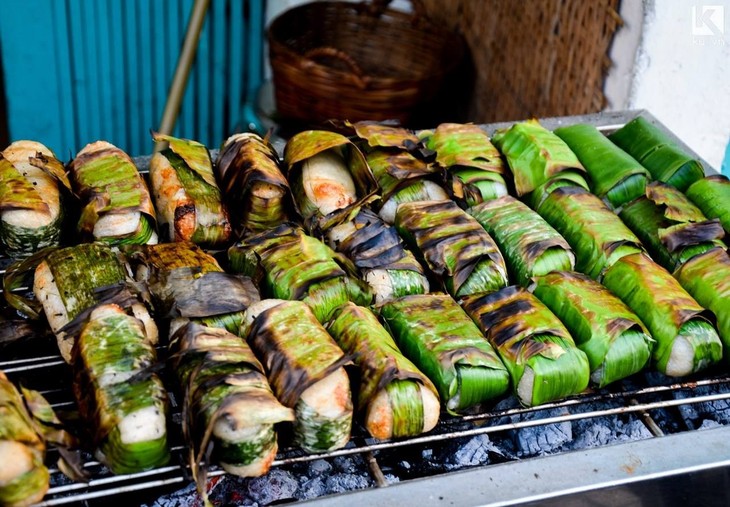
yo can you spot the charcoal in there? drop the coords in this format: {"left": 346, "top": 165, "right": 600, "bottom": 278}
{"left": 142, "top": 483, "right": 198, "bottom": 507}
{"left": 399, "top": 460, "right": 411, "bottom": 470}
{"left": 324, "top": 472, "right": 372, "bottom": 494}
{"left": 308, "top": 459, "right": 333, "bottom": 476}
{"left": 568, "top": 416, "right": 652, "bottom": 450}
{"left": 675, "top": 385, "right": 730, "bottom": 429}
{"left": 446, "top": 434, "right": 493, "bottom": 470}
{"left": 384, "top": 473, "right": 400, "bottom": 485}
{"left": 699, "top": 419, "right": 723, "bottom": 430}
{"left": 332, "top": 455, "right": 367, "bottom": 474}
{"left": 298, "top": 477, "right": 327, "bottom": 500}
{"left": 512, "top": 408, "right": 572, "bottom": 456}
{"left": 246, "top": 469, "right": 299, "bottom": 505}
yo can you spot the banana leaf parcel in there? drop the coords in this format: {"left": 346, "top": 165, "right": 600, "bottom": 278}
{"left": 243, "top": 300, "right": 353, "bottom": 453}
{"left": 554, "top": 123, "right": 651, "bottom": 208}
{"left": 395, "top": 200, "right": 508, "bottom": 297}
{"left": 462, "top": 286, "right": 590, "bottom": 407}
{"left": 609, "top": 115, "right": 705, "bottom": 191}
{"left": 535, "top": 186, "right": 644, "bottom": 280}
{"left": 423, "top": 123, "right": 508, "bottom": 207}
{"left": 328, "top": 302, "right": 439, "bottom": 439}
{"left": 71, "top": 141, "right": 158, "bottom": 245}
{"left": 0, "top": 141, "right": 68, "bottom": 258}
{"left": 603, "top": 252, "right": 722, "bottom": 376}
{"left": 216, "top": 133, "right": 295, "bottom": 236}
{"left": 468, "top": 195, "right": 574, "bottom": 287}
{"left": 149, "top": 132, "right": 232, "bottom": 247}
{"left": 619, "top": 181, "right": 725, "bottom": 272}
{"left": 686, "top": 175, "right": 730, "bottom": 237}
{"left": 325, "top": 208, "right": 428, "bottom": 304}
{"left": 379, "top": 293, "right": 509, "bottom": 414}
{"left": 533, "top": 271, "right": 654, "bottom": 387}
{"left": 72, "top": 304, "right": 169, "bottom": 474}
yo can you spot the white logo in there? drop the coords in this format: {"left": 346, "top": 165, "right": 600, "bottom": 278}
{"left": 692, "top": 5, "right": 725, "bottom": 36}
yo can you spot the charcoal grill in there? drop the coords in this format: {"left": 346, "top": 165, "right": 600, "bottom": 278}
{"left": 4, "top": 110, "right": 730, "bottom": 507}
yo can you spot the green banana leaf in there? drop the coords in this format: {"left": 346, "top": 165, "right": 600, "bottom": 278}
{"left": 491, "top": 119, "right": 588, "bottom": 198}
{"left": 602, "top": 252, "right": 722, "bottom": 376}
{"left": 468, "top": 196, "right": 575, "bottom": 287}
{"left": 395, "top": 200, "right": 508, "bottom": 297}
{"left": 229, "top": 224, "right": 371, "bottom": 322}
{"left": 328, "top": 302, "right": 439, "bottom": 438}
{"left": 378, "top": 293, "right": 509, "bottom": 414}
{"left": 461, "top": 286, "right": 590, "bottom": 407}
{"left": 149, "top": 132, "right": 231, "bottom": 247}
{"left": 619, "top": 181, "right": 724, "bottom": 272}
{"left": 608, "top": 116, "right": 705, "bottom": 191}
{"left": 554, "top": 123, "right": 650, "bottom": 208}
{"left": 326, "top": 208, "right": 428, "bottom": 303}
{"left": 536, "top": 186, "right": 643, "bottom": 280}
{"left": 424, "top": 123, "right": 508, "bottom": 207}
{"left": 686, "top": 175, "right": 730, "bottom": 236}
{"left": 675, "top": 247, "right": 730, "bottom": 359}
{"left": 71, "top": 141, "right": 157, "bottom": 245}
{"left": 216, "top": 133, "right": 295, "bottom": 236}
{"left": 533, "top": 271, "right": 654, "bottom": 387}
{"left": 244, "top": 300, "right": 352, "bottom": 452}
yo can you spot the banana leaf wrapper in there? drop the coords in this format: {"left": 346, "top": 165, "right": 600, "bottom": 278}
{"left": 686, "top": 175, "right": 730, "bottom": 237}
{"left": 462, "top": 286, "right": 590, "bottom": 406}
{"left": 468, "top": 196, "right": 575, "bottom": 287}
{"left": 169, "top": 322, "right": 294, "bottom": 481}
{"left": 395, "top": 200, "right": 508, "bottom": 297}
{"left": 149, "top": 132, "right": 232, "bottom": 247}
{"left": 675, "top": 247, "right": 730, "bottom": 359}
{"left": 379, "top": 294, "right": 509, "bottom": 414}
{"left": 536, "top": 186, "right": 644, "bottom": 280}
{"left": 327, "top": 208, "right": 428, "bottom": 303}
{"left": 533, "top": 271, "right": 654, "bottom": 387}
{"left": 603, "top": 252, "right": 722, "bottom": 376}
{"left": 229, "top": 224, "right": 371, "bottom": 323}
{"left": 0, "top": 142, "right": 67, "bottom": 258}
{"left": 245, "top": 300, "right": 352, "bottom": 453}
{"left": 491, "top": 119, "right": 588, "bottom": 197}
{"left": 619, "top": 181, "right": 725, "bottom": 272}
{"left": 424, "top": 123, "right": 508, "bottom": 207}
{"left": 216, "top": 133, "right": 295, "bottom": 236}
{"left": 71, "top": 141, "right": 157, "bottom": 245}
{"left": 127, "top": 242, "right": 259, "bottom": 334}
{"left": 72, "top": 305, "right": 169, "bottom": 474}
{"left": 609, "top": 116, "right": 705, "bottom": 191}
{"left": 553, "top": 123, "right": 650, "bottom": 209}
{"left": 328, "top": 302, "right": 439, "bottom": 438}
{"left": 0, "top": 371, "right": 49, "bottom": 507}
{"left": 284, "top": 130, "right": 378, "bottom": 235}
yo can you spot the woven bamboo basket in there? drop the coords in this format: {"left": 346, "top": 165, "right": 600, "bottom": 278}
{"left": 268, "top": 0, "right": 465, "bottom": 126}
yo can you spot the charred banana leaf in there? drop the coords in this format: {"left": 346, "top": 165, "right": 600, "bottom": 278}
{"left": 461, "top": 286, "right": 590, "bottom": 406}
{"left": 491, "top": 119, "right": 589, "bottom": 199}
{"left": 602, "top": 252, "right": 722, "bottom": 376}
{"left": 169, "top": 321, "right": 294, "bottom": 482}
{"left": 325, "top": 208, "right": 428, "bottom": 304}
{"left": 675, "top": 247, "right": 730, "bottom": 357}
{"left": 554, "top": 123, "right": 650, "bottom": 208}
{"left": 533, "top": 271, "right": 654, "bottom": 387}
{"left": 149, "top": 132, "right": 232, "bottom": 247}
{"left": 71, "top": 141, "right": 158, "bottom": 245}
{"left": 379, "top": 294, "right": 509, "bottom": 414}
{"left": 0, "top": 371, "right": 49, "bottom": 507}
{"left": 686, "top": 175, "right": 730, "bottom": 236}
{"left": 216, "top": 133, "right": 295, "bottom": 236}
{"left": 424, "top": 123, "right": 508, "bottom": 207}
{"left": 535, "top": 187, "right": 643, "bottom": 280}
{"left": 395, "top": 200, "right": 508, "bottom": 298}
{"left": 609, "top": 116, "right": 705, "bottom": 191}
{"left": 468, "top": 196, "right": 574, "bottom": 287}
{"left": 327, "top": 302, "right": 439, "bottom": 439}
{"left": 243, "top": 300, "right": 353, "bottom": 453}
{"left": 73, "top": 304, "right": 169, "bottom": 474}
{"left": 284, "top": 130, "right": 378, "bottom": 234}
{"left": 128, "top": 242, "right": 259, "bottom": 335}
{"left": 619, "top": 181, "right": 724, "bottom": 272}
{"left": 0, "top": 142, "right": 67, "bottom": 257}
{"left": 228, "top": 224, "right": 371, "bottom": 323}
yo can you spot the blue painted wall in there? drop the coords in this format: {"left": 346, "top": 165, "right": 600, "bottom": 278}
{"left": 0, "top": 0, "right": 264, "bottom": 158}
